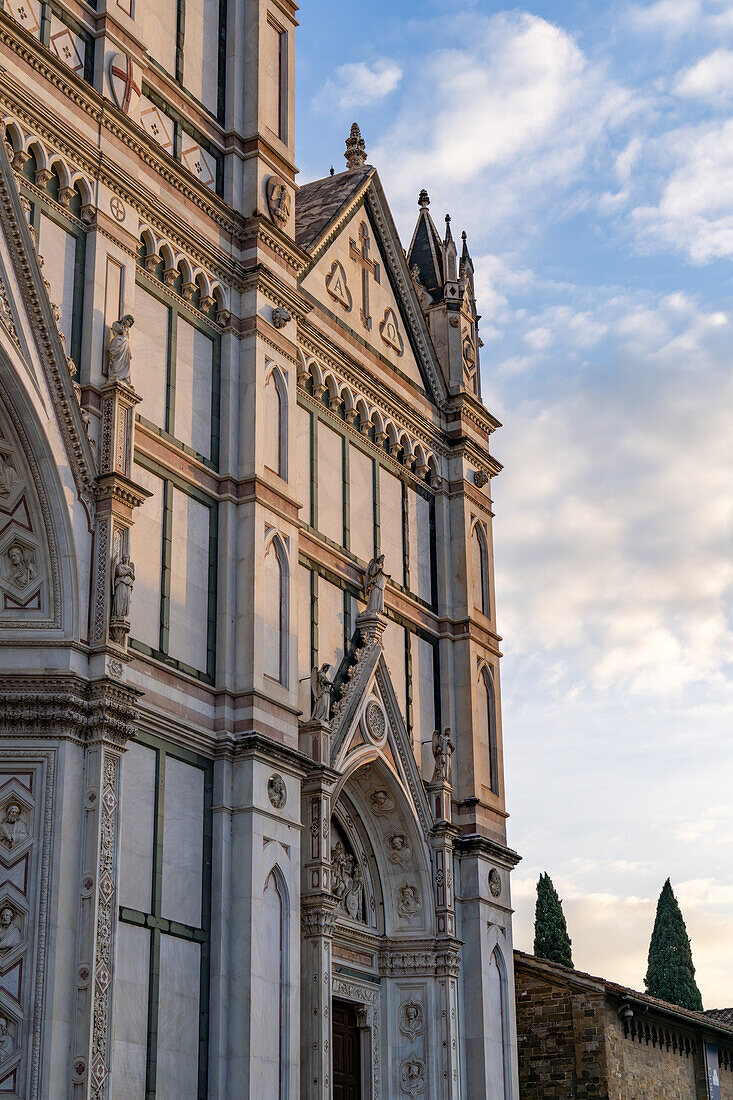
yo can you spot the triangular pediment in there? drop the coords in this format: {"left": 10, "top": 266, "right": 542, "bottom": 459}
{"left": 331, "top": 628, "right": 432, "bottom": 836}
{"left": 297, "top": 172, "right": 446, "bottom": 406}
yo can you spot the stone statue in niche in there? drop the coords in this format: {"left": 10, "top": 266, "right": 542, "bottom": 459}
{"left": 331, "top": 840, "right": 365, "bottom": 922}
{"left": 267, "top": 774, "right": 287, "bottom": 809}
{"left": 431, "top": 727, "right": 455, "bottom": 784}
{"left": 0, "top": 1018, "right": 13, "bottom": 1063}
{"left": 387, "top": 832, "right": 412, "bottom": 869}
{"left": 399, "top": 1056, "right": 426, "bottom": 1096}
{"left": 6, "top": 545, "right": 35, "bottom": 589}
{"left": 364, "top": 554, "right": 390, "bottom": 614}
{"left": 489, "top": 868, "right": 502, "bottom": 898}
{"left": 0, "top": 802, "right": 28, "bottom": 850}
{"left": 397, "top": 882, "right": 422, "bottom": 923}
{"left": 310, "top": 663, "right": 333, "bottom": 723}
{"left": 111, "top": 555, "right": 135, "bottom": 621}
{"left": 0, "top": 906, "right": 21, "bottom": 951}
{"left": 399, "top": 998, "right": 425, "bottom": 1040}
{"left": 369, "top": 788, "right": 394, "bottom": 817}
{"left": 0, "top": 452, "right": 18, "bottom": 498}
{"left": 107, "top": 314, "right": 134, "bottom": 382}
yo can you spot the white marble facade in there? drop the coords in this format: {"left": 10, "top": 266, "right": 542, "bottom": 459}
{"left": 0, "top": 0, "right": 520, "bottom": 1096}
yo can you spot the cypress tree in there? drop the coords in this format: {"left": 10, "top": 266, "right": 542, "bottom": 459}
{"left": 645, "top": 879, "right": 703, "bottom": 1011}
{"left": 534, "top": 872, "right": 573, "bottom": 967}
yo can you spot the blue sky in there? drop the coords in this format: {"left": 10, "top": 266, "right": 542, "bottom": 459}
{"left": 297, "top": 0, "right": 733, "bottom": 1007}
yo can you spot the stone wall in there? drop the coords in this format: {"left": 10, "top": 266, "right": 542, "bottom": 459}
{"left": 515, "top": 951, "right": 733, "bottom": 1100}
{"left": 606, "top": 1013, "right": 700, "bottom": 1100}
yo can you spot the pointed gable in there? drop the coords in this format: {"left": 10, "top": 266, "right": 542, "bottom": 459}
{"left": 407, "top": 190, "right": 444, "bottom": 301}
{"left": 296, "top": 170, "right": 446, "bottom": 405}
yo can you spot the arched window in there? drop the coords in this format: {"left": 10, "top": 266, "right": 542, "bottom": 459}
{"left": 265, "top": 365, "right": 288, "bottom": 479}
{"left": 478, "top": 667, "right": 499, "bottom": 794}
{"left": 471, "top": 523, "right": 489, "bottom": 616}
{"left": 488, "top": 948, "right": 511, "bottom": 1098}
{"left": 264, "top": 534, "right": 288, "bottom": 685}
{"left": 259, "top": 869, "right": 289, "bottom": 1098}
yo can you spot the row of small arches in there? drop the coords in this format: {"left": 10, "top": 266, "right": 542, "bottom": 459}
{"left": 3, "top": 117, "right": 94, "bottom": 211}
{"left": 298, "top": 352, "right": 440, "bottom": 484}
{"left": 137, "top": 229, "right": 227, "bottom": 318}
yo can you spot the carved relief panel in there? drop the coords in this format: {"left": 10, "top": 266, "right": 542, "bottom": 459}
{"left": 0, "top": 755, "right": 54, "bottom": 1099}
{"left": 0, "top": 397, "right": 57, "bottom": 626}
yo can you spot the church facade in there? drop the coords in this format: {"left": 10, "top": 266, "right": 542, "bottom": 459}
{"left": 0, "top": 1, "right": 520, "bottom": 1097}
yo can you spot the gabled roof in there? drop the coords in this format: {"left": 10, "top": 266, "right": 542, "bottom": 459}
{"left": 515, "top": 950, "right": 733, "bottom": 1039}
{"left": 296, "top": 165, "right": 374, "bottom": 254}
{"left": 707, "top": 1008, "right": 733, "bottom": 1026}
{"left": 295, "top": 167, "right": 448, "bottom": 407}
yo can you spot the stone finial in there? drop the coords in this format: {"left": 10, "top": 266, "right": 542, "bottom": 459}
{"left": 444, "top": 213, "right": 453, "bottom": 244}
{"left": 418, "top": 189, "right": 430, "bottom": 208}
{"left": 344, "top": 123, "right": 367, "bottom": 170}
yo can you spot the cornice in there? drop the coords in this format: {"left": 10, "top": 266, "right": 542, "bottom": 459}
{"left": 0, "top": 674, "right": 142, "bottom": 746}
{"left": 454, "top": 833, "right": 522, "bottom": 869}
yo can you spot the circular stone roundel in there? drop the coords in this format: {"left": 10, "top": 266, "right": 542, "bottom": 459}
{"left": 363, "top": 699, "right": 387, "bottom": 746}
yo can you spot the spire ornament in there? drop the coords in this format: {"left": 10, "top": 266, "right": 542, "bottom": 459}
{"left": 344, "top": 123, "right": 367, "bottom": 170}
{"left": 418, "top": 189, "right": 430, "bottom": 208}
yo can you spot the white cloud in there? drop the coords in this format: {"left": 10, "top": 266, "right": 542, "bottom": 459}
{"left": 629, "top": 0, "right": 702, "bottom": 34}
{"left": 632, "top": 119, "right": 733, "bottom": 262}
{"left": 675, "top": 47, "right": 733, "bottom": 101}
{"left": 313, "top": 60, "right": 402, "bottom": 112}
{"left": 370, "top": 12, "right": 633, "bottom": 228}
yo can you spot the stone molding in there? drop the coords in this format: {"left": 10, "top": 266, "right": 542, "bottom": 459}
{"left": 0, "top": 677, "right": 140, "bottom": 746}
{"left": 454, "top": 832, "right": 522, "bottom": 870}
{"left": 379, "top": 939, "right": 462, "bottom": 980}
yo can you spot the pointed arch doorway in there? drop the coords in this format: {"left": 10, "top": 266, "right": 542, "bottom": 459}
{"left": 332, "top": 999, "right": 362, "bottom": 1100}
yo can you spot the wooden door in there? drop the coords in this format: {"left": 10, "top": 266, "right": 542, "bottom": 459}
{"left": 332, "top": 999, "right": 361, "bottom": 1100}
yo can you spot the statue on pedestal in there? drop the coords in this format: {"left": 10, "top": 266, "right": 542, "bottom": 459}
{"left": 431, "top": 727, "right": 455, "bottom": 784}
{"left": 111, "top": 555, "right": 135, "bottom": 621}
{"left": 364, "top": 554, "right": 389, "bottom": 614}
{"left": 107, "top": 314, "right": 134, "bottom": 383}
{"left": 310, "top": 663, "right": 333, "bottom": 723}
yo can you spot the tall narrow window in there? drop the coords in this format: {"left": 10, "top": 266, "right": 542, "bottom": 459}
{"left": 479, "top": 667, "right": 499, "bottom": 795}
{"left": 488, "top": 949, "right": 511, "bottom": 1099}
{"left": 472, "top": 523, "right": 489, "bottom": 615}
{"left": 264, "top": 535, "right": 288, "bottom": 685}
{"left": 255, "top": 870, "right": 288, "bottom": 1098}
{"left": 265, "top": 367, "right": 287, "bottom": 479}
{"left": 265, "top": 19, "right": 287, "bottom": 141}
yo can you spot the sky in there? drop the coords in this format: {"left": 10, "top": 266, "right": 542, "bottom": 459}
{"left": 296, "top": 0, "right": 733, "bottom": 1008}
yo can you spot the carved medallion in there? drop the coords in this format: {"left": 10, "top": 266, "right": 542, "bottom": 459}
{"left": 369, "top": 788, "right": 394, "bottom": 817}
{"left": 379, "top": 307, "right": 404, "bottom": 356}
{"left": 387, "top": 832, "right": 412, "bottom": 868}
{"left": 399, "top": 998, "right": 424, "bottom": 1040}
{"left": 267, "top": 176, "right": 291, "bottom": 228}
{"left": 325, "top": 260, "right": 353, "bottom": 312}
{"left": 362, "top": 699, "right": 387, "bottom": 746}
{"left": 397, "top": 882, "right": 422, "bottom": 923}
{"left": 400, "top": 1055, "right": 426, "bottom": 1095}
{"left": 267, "top": 774, "right": 287, "bottom": 809}
{"left": 489, "top": 867, "right": 502, "bottom": 898}
{"left": 109, "top": 52, "right": 140, "bottom": 115}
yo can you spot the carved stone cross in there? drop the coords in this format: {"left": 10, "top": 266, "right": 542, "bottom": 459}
{"left": 349, "top": 221, "right": 380, "bottom": 331}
